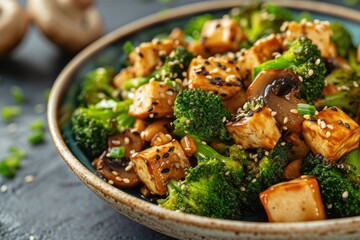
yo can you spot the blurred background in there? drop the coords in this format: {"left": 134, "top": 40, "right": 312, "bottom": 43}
{"left": 0, "top": 0, "right": 359, "bottom": 240}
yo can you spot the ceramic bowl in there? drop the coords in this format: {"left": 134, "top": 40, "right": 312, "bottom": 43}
{"left": 48, "top": 1, "right": 360, "bottom": 239}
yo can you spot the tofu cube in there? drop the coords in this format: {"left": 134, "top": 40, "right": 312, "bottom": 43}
{"left": 243, "top": 34, "right": 283, "bottom": 73}
{"left": 282, "top": 20, "right": 331, "bottom": 58}
{"left": 302, "top": 107, "right": 360, "bottom": 161}
{"left": 113, "top": 66, "right": 136, "bottom": 89}
{"left": 188, "top": 18, "right": 246, "bottom": 56}
{"left": 260, "top": 176, "right": 327, "bottom": 222}
{"left": 129, "top": 39, "right": 177, "bottom": 77}
{"left": 188, "top": 56, "right": 245, "bottom": 100}
{"left": 129, "top": 80, "right": 177, "bottom": 119}
{"left": 130, "top": 140, "right": 190, "bottom": 195}
{"left": 226, "top": 107, "right": 281, "bottom": 149}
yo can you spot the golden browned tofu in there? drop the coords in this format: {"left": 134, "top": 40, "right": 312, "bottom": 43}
{"left": 187, "top": 56, "right": 245, "bottom": 100}
{"left": 188, "top": 18, "right": 246, "bottom": 56}
{"left": 129, "top": 39, "right": 177, "bottom": 77}
{"left": 129, "top": 80, "right": 178, "bottom": 119}
{"left": 226, "top": 107, "right": 281, "bottom": 149}
{"left": 130, "top": 140, "right": 190, "bottom": 195}
{"left": 243, "top": 34, "right": 283, "bottom": 72}
{"left": 302, "top": 107, "right": 360, "bottom": 161}
{"left": 282, "top": 20, "right": 331, "bottom": 58}
{"left": 260, "top": 176, "right": 326, "bottom": 222}
{"left": 113, "top": 66, "right": 136, "bottom": 89}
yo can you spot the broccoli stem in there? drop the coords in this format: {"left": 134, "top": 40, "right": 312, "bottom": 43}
{"left": 192, "top": 136, "right": 230, "bottom": 163}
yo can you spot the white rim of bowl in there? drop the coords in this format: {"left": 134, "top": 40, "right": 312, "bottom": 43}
{"left": 48, "top": 0, "right": 360, "bottom": 235}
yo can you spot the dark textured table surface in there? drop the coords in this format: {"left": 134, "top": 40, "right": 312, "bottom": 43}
{"left": 0, "top": 1, "right": 359, "bottom": 240}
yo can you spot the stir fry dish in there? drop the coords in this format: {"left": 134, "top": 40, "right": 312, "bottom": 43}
{"left": 70, "top": 3, "right": 360, "bottom": 222}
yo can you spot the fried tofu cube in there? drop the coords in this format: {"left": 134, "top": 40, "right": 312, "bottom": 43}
{"left": 226, "top": 107, "right": 281, "bottom": 149}
{"left": 243, "top": 34, "right": 284, "bottom": 72}
{"left": 130, "top": 140, "right": 190, "bottom": 195}
{"left": 188, "top": 18, "right": 246, "bottom": 56}
{"left": 129, "top": 39, "right": 177, "bottom": 77}
{"left": 302, "top": 107, "right": 360, "bottom": 161}
{"left": 282, "top": 20, "right": 331, "bottom": 58}
{"left": 129, "top": 80, "right": 177, "bottom": 119}
{"left": 187, "top": 56, "right": 245, "bottom": 100}
{"left": 113, "top": 66, "right": 136, "bottom": 89}
{"left": 260, "top": 176, "right": 327, "bottom": 222}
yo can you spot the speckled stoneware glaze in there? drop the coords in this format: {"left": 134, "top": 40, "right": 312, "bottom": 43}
{"left": 48, "top": 1, "right": 360, "bottom": 239}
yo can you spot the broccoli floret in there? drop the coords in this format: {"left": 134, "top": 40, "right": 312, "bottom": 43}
{"left": 241, "top": 139, "right": 292, "bottom": 212}
{"left": 302, "top": 152, "right": 360, "bottom": 218}
{"left": 123, "top": 46, "right": 193, "bottom": 90}
{"left": 173, "top": 88, "right": 231, "bottom": 142}
{"left": 159, "top": 142, "right": 246, "bottom": 220}
{"left": 231, "top": 3, "right": 294, "bottom": 43}
{"left": 184, "top": 13, "right": 213, "bottom": 40}
{"left": 317, "top": 68, "right": 360, "bottom": 117}
{"left": 71, "top": 99, "right": 135, "bottom": 158}
{"left": 330, "top": 22, "right": 355, "bottom": 59}
{"left": 78, "top": 67, "right": 117, "bottom": 106}
{"left": 254, "top": 37, "right": 327, "bottom": 103}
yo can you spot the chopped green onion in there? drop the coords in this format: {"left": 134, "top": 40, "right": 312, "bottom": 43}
{"left": 123, "top": 77, "right": 148, "bottom": 90}
{"left": 297, "top": 103, "right": 316, "bottom": 116}
{"left": 27, "top": 130, "right": 44, "bottom": 145}
{"left": 0, "top": 146, "right": 26, "bottom": 178}
{"left": 11, "top": 86, "right": 25, "bottom": 103}
{"left": 123, "top": 41, "right": 134, "bottom": 55}
{"left": 108, "top": 146, "right": 125, "bottom": 158}
{"left": 1, "top": 106, "right": 21, "bottom": 122}
{"left": 29, "top": 119, "right": 45, "bottom": 131}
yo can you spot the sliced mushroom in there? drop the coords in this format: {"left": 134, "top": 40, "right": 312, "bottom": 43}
{"left": 247, "top": 69, "right": 306, "bottom": 133}
{"left": 94, "top": 129, "right": 144, "bottom": 188}
{"left": 28, "top": 0, "right": 103, "bottom": 51}
{"left": 0, "top": 0, "right": 28, "bottom": 56}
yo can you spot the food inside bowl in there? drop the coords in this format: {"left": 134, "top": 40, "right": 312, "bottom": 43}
{"left": 70, "top": 3, "right": 360, "bottom": 222}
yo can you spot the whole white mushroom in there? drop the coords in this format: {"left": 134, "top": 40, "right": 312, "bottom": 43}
{"left": 0, "top": 0, "right": 28, "bottom": 56}
{"left": 28, "top": 0, "right": 104, "bottom": 51}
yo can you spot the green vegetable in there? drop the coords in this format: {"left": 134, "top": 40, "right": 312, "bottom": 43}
{"left": 317, "top": 68, "right": 360, "bottom": 117}
{"left": 71, "top": 99, "right": 135, "bottom": 158}
{"left": 184, "top": 13, "right": 213, "bottom": 40}
{"left": 27, "top": 130, "right": 44, "bottom": 145}
{"left": 11, "top": 86, "right": 24, "bottom": 103}
{"left": 254, "top": 36, "right": 327, "bottom": 103}
{"left": 330, "top": 21, "right": 355, "bottom": 59}
{"left": 123, "top": 41, "right": 134, "bottom": 55}
{"left": 302, "top": 152, "right": 360, "bottom": 217}
{"left": 159, "top": 143, "right": 246, "bottom": 220}
{"left": 0, "top": 147, "right": 26, "bottom": 178}
{"left": 297, "top": 103, "right": 316, "bottom": 116}
{"left": 1, "top": 106, "right": 21, "bottom": 122}
{"left": 108, "top": 146, "right": 125, "bottom": 158}
{"left": 123, "top": 46, "right": 193, "bottom": 90}
{"left": 173, "top": 88, "right": 231, "bottom": 142}
{"left": 29, "top": 119, "right": 45, "bottom": 131}
{"left": 78, "top": 67, "right": 117, "bottom": 106}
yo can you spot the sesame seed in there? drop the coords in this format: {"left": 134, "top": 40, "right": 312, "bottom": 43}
{"left": 149, "top": 113, "right": 155, "bottom": 118}
{"left": 342, "top": 191, "right": 349, "bottom": 199}
{"left": 315, "top": 58, "right": 321, "bottom": 65}
{"left": 201, "top": 141, "right": 207, "bottom": 145}
{"left": 115, "top": 176, "right": 122, "bottom": 181}
{"left": 327, "top": 124, "right": 334, "bottom": 130}
{"left": 108, "top": 180, "right": 114, "bottom": 185}
{"left": 1, "top": 185, "right": 8, "bottom": 192}
{"left": 25, "top": 175, "right": 34, "bottom": 183}
{"left": 251, "top": 178, "right": 257, "bottom": 183}
{"left": 327, "top": 204, "right": 333, "bottom": 209}
{"left": 125, "top": 164, "right": 133, "bottom": 172}
{"left": 205, "top": 75, "right": 213, "bottom": 80}
{"left": 326, "top": 131, "right": 331, "bottom": 138}
{"left": 112, "top": 171, "right": 119, "bottom": 176}
{"left": 283, "top": 117, "right": 289, "bottom": 124}
{"left": 321, "top": 121, "right": 326, "bottom": 129}
{"left": 353, "top": 81, "right": 359, "bottom": 88}
{"left": 124, "top": 137, "right": 130, "bottom": 145}
{"left": 290, "top": 109, "right": 298, "bottom": 114}
{"left": 282, "top": 126, "right": 288, "bottom": 130}
{"left": 303, "top": 114, "right": 311, "bottom": 120}
{"left": 123, "top": 178, "right": 130, "bottom": 184}
{"left": 271, "top": 111, "right": 277, "bottom": 116}
{"left": 280, "top": 142, "right": 286, "bottom": 146}
{"left": 240, "top": 187, "right": 246, "bottom": 192}
{"left": 225, "top": 171, "right": 230, "bottom": 176}
{"left": 344, "top": 123, "right": 350, "bottom": 129}
{"left": 298, "top": 76, "right": 303, "bottom": 82}
{"left": 308, "top": 69, "right": 314, "bottom": 77}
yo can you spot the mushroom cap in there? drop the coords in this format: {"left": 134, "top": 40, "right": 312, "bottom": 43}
{"left": 0, "top": 0, "right": 28, "bottom": 56}
{"left": 28, "top": 0, "right": 104, "bottom": 51}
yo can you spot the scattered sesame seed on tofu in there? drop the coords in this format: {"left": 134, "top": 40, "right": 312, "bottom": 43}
{"left": 187, "top": 56, "right": 245, "bottom": 100}
{"left": 302, "top": 107, "right": 360, "bottom": 161}
{"left": 226, "top": 107, "right": 281, "bottom": 149}
{"left": 282, "top": 20, "right": 331, "bottom": 58}
{"left": 130, "top": 140, "right": 190, "bottom": 195}
{"left": 129, "top": 81, "right": 178, "bottom": 119}
{"left": 188, "top": 18, "right": 246, "bottom": 56}
{"left": 260, "top": 176, "right": 326, "bottom": 222}
{"left": 128, "top": 39, "right": 178, "bottom": 77}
